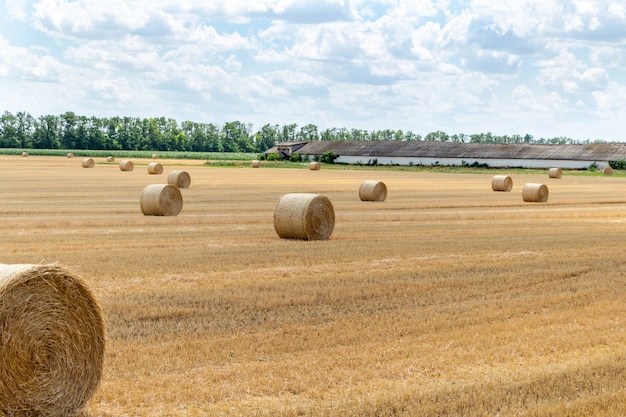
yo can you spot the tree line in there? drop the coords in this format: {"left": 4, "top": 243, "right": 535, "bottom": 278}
{"left": 0, "top": 111, "right": 609, "bottom": 153}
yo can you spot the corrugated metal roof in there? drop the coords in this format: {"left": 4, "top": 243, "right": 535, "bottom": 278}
{"left": 293, "top": 141, "right": 626, "bottom": 161}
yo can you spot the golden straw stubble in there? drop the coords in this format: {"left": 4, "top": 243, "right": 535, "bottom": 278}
{"left": 0, "top": 264, "right": 105, "bottom": 417}
{"left": 274, "top": 193, "right": 335, "bottom": 240}
{"left": 140, "top": 184, "right": 183, "bottom": 216}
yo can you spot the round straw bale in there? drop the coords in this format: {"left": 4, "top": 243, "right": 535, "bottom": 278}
{"left": 167, "top": 170, "right": 191, "bottom": 188}
{"left": 106, "top": 156, "right": 115, "bottom": 162}
{"left": 491, "top": 175, "right": 513, "bottom": 192}
{"left": 147, "top": 162, "right": 163, "bottom": 175}
{"left": 274, "top": 193, "right": 335, "bottom": 240}
{"left": 309, "top": 161, "right": 321, "bottom": 171}
{"left": 152, "top": 154, "right": 158, "bottom": 159}
{"left": 0, "top": 263, "right": 105, "bottom": 417}
{"left": 251, "top": 160, "right": 260, "bottom": 168}
{"left": 81, "top": 158, "right": 94, "bottom": 168}
{"left": 140, "top": 184, "right": 183, "bottom": 216}
{"left": 67, "top": 152, "right": 74, "bottom": 158}
{"left": 603, "top": 166, "right": 613, "bottom": 175}
{"left": 119, "top": 160, "right": 134, "bottom": 171}
{"left": 548, "top": 168, "right": 562, "bottom": 179}
{"left": 522, "top": 183, "right": 549, "bottom": 202}
{"left": 21, "top": 152, "right": 28, "bottom": 157}
{"left": 359, "top": 180, "right": 387, "bottom": 202}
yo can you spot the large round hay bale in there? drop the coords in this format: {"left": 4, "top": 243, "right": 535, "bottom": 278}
{"left": 67, "top": 152, "right": 74, "bottom": 158}
{"left": 251, "top": 160, "right": 261, "bottom": 168}
{"left": 548, "top": 168, "right": 562, "bottom": 179}
{"left": 152, "top": 154, "right": 158, "bottom": 159}
{"left": 274, "top": 193, "right": 335, "bottom": 240}
{"left": 21, "top": 152, "right": 28, "bottom": 157}
{"left": 309, "top": 161, "right": 321, "bottom": 171}
{"left": 147, "top": 162, "right": 163, "bottom": 175}
{"left": 491, "top": 175, "right": 513, "bottom": 192}
{"left": 359, "top": 180, "right": 387, "bottom": 202}
{"left": 81, "top": 158, "right": 94, "bottom": 168}
{"left": 167, "top": 170, "right": 191, "bottom": 189}
{"left": 119, "top": 160, "right": 134, "bottom": 171}
{"left": 603, "top": 166, "right": 613, "bottom": 175}
{"left": 0, "top": 263, "right": 105, "bottom": 417}
{"left": 522, "top": 183, "right": 549, "bottom": 202}
{"left": 106, "top": 156, "right": 115, "bottom": 163}
{"left": 140, "top": 184, "right": 183, "bottom": 216}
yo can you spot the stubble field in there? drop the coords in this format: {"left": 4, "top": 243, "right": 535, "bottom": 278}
{"left": 1, "top": 155, "right": 625, "bottom": 416}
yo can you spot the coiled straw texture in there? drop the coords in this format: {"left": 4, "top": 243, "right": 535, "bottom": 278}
{"left": 140, "top": 184, "right": 183, "bottom": 216}
{"left": 522, "top": 183, "right": 549, "bottom": 202}
{"left": 491, "top": 175, "right": 513, "bottom": 192}
{"left": 548, "top": 168, "right": 563, "bottom": 179}
{"left": 167, "top": 171, "right": 191, "bottom": 189}
{"left": 0, "top": 264, "right": 105, "bottom": 417}
{"left": 359, "top": 180, "right": 387, "bottom": 202}
{"left": 274, "top": 193, "right": 335, "bottom": 240}
{"left": 147, "top": 162, "right": 163, "bottom": 175}
{"left": 119, "top": 160, "right": 134, "bottom": 171}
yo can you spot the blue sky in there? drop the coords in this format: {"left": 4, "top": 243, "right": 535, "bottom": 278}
{"left": 1, "top": 0, "right": 626, "bottom": 141}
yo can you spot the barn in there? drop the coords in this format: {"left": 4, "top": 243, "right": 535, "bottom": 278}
{"left": 266, "top": 141, "right": 626, "bottom": 169}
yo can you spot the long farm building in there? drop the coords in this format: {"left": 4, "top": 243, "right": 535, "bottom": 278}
{"left": 266, "top": 141, "right": 626, "bottom": 169}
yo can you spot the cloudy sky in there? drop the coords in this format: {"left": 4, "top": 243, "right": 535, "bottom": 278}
{"left": 2, "top": 0, "right": 626, "bottom": 141}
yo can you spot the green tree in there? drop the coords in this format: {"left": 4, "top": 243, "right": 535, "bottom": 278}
{"left": 297, "top": 124, "right": 319, "bottom": 142}
{"left": 425, "top": 131, "right": 450, "bottom": 142}
{"left": 255, "top": 124, "right": 279, "bottom": 152}
{"left": 222, "top": 121, "right": 252, "bottom": 152}
{"left": 0, "top": 111, "right": 20, "bottom": 147}
{"left": 33, "top": 115, "right": 60, "bottom": 149}
{"left": 281, "top": 123, "right": 298, "bottom": 142}
{"left": 86, "top": 116, "right": 106, "bottom": 149}
{"left": 60, "top": 111, "right": 78, "bottom": 149}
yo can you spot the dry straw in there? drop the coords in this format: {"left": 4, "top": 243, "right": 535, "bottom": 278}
{"left": 81, "top": 158, "right": 95, "bottom": 168}
{"left": 152, "top": 154, "right": 158, "bottom": 159}
{"left": 67, "top": 152, "right": 74, "bottom": 158}
{"left": 106, "top": 156, "right": 115, "bottom": 163}
{"left": 522, "top": 183, "right": 549, "bottom": 202}
{"left": 0, "top": 263, "right": 105, "bottom": 417}
{"left": 21, "top": 152, "right": 28, "bottom": 157}
{"left": 309, "top": 161, "right": 321, "bottom": 171}
{"left": 147, "top": 162, "right": 164, "bottom": 175}
{"left": 548, "top": 168, "right": 563, "bottom": 179}
{"left": 491, "top": 175, "right": 513, "bottom": 192}
{"left": 140, "top": 184, "right": 183, "bottom": 216}
{"left": 251, "top": 160, "right": 261, "bottom": 168}
{"left": 119, "top": 160, "right": 134, "bottom": 171}
{"left": 603, "top": 166, "right": 613, "bottom": 175}
{"left": 274, "top": 193, "right": 335, "bottom": 240}
{"left": 359, "top": 180, "right": 387, "bottom": 202}
{"left": 167, "top": 170, "right": 191, "bottom": 188}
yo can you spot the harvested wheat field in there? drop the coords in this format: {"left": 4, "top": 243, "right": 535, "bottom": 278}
{"left": 1, "top": 155, "right": 625, "bottom": 417}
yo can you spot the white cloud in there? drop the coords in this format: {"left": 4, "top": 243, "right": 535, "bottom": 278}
{"left": 2, "top": 0, "right": 626, "bottom": 141}
{"left": 6, "top": 0, "right": 28, "bottom": 21}
{"left": 32, "top": 0, "right": 151, "bottom": 38}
